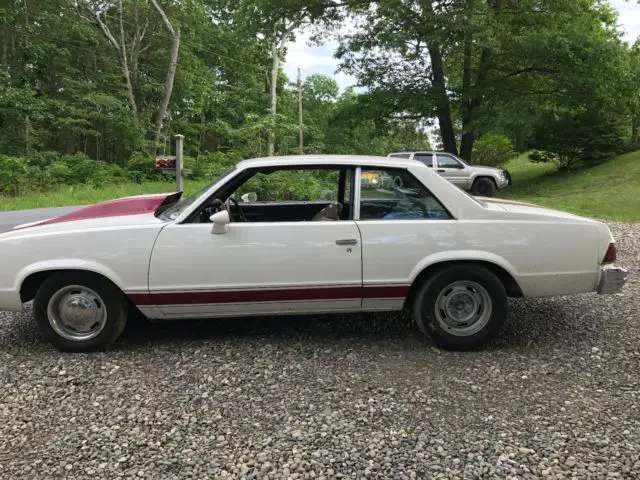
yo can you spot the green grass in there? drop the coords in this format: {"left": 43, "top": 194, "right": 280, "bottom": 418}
{"left": 0, "top": 179, "right": 208, "bottom": 211}
{"left": 503, "top": 150, "right": 640, "bottom": 222}
{"left": 1, "top": 151, "right": 639, "bottom": 222}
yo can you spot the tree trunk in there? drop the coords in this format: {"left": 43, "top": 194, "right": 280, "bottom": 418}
{"left": 427, "top": 43, "right": 457, "bottom": 155}
{"left": 459, "top": 34, "right": 474, "bottom": 162}
{"left": 268, "top": 39, "right": 280, "bottom": 157}
{"left": 1, "top": 26, "right": 7, "bottom": 71}
{"left": 632, "top": 115, "right": 639, "bottom": 144}
{"left": 117, "top": 0, "right": 137, "bottom": 117}
{"left": 150, "top": 0, "right": 180, "bottom": 152}
{"left": 83, "top": 2, "right": 138, "bottom": 115}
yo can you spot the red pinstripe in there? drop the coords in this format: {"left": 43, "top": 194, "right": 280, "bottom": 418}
{"left": 128, "top": 285, "right": 409, "bottom": 306}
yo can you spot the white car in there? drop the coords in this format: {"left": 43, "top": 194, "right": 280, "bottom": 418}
{"left": 387, "top": 151, "right": 511, "bottom": 196}
{"left": 0, "top": 155, "right": 628, "bottom": 352}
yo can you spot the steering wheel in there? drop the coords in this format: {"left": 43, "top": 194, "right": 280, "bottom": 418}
{"left": 225, "top": 196, "right": 247, "bottom": 222}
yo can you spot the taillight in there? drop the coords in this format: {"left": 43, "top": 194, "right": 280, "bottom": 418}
{"left": 602, "top": 243, "right": 617, "bottom": 264}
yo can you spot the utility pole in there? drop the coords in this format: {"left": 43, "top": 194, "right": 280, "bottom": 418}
{"left": 298, "top": 67, "right": 304, "bottom": 155}
{"left": 175, "top": 134, "right": 184, "bottom": 192}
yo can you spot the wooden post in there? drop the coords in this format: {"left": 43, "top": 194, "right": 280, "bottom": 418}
{"left": 298, "top": 67, "right": 303, "bottom": 155}
{"left": 175, "top": 134, "right": 184, "bottom": 192}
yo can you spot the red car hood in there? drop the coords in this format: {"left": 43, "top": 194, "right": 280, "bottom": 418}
{"left": 14, "top": 192, "right": 179, "bottom": 230}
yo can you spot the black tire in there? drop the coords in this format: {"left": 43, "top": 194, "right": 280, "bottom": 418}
{"left": 471, "top": 177, "right": 496, "bottom": 197}
{"left": 411, "top": 265, "right": 507, "bottom": 351}
{"left": 33, "top": 272, "right": 128, "bottom": 352}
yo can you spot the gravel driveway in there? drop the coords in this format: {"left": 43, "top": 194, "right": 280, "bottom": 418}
{"left": 0, "top": 222, "right": 638, "bottom": 479}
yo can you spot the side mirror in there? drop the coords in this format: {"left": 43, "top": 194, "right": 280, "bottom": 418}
{"left": 209, "top": 210, "right": 230, "bottom": 234}
{"left": 241, "top": 192, "right": 258, "bottom": 203}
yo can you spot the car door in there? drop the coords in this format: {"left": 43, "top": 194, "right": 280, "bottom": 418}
{"left": 355, "top": 166, "right": 456, "bottom": 311}
{"left": 435, "top": 153, "right": 468, "bottom": 187}
{"left": 145, "top": 167, "right": 363, "bottom": 319}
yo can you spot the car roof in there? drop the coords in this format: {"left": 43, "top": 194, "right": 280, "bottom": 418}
{"left": 236, "top": 154, "right": 424, "bottom": 170}
{"left": 388, "top": 151, "right": 454, "bottom": 155}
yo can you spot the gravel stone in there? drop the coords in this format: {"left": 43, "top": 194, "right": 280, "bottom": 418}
{"left": 0, "top": 221, "right": 638, "bottom": 479}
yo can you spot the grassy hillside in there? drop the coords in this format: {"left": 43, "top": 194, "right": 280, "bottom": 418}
{"left": 0, "top": 151, "right": 639, "bottom": 222}
{"left": 503, "top": 151, "right": 640, "bottom": 222}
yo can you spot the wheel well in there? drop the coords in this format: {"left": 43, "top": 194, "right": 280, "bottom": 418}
{"left": 20, "top": 269, "right": 130, "bottom": 305}
{"left": 473, "top": 176, "right": 497, "bottom": 187}
{"left": 403, "top": 260, "right": 523, "bottom": 310}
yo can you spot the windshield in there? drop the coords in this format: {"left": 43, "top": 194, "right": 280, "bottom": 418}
{"left": 158, "top": 167, "right": 235, "bottom": 221}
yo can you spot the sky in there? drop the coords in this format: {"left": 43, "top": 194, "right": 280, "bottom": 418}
{"left": 282, "top": 0, "right": 640, "bottom": 91}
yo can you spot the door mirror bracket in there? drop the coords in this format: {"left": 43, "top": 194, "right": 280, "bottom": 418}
{"left": 210, "top": 210, "right": 230, "bottom": 234}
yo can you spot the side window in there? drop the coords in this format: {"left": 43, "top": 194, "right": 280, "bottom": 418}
{"left": 235, "top": 169, "right": 342, "bottom": 202}
{"left": 389, "top": 153, "right": 411, "bottom": 158}
{"left": 414, "top": 153, "right": 433, "bottom": 167}
{"left": 437, "top": 154, "right": 464, "bottom": 169}
{"left": 359, "top": 168, "right": 451, "bottom": 220}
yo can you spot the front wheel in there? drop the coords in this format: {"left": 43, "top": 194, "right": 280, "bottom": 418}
{"left": 471, "top": 177, "right": 496, "bottom": 197}
{"left": 33, "top": 272, "right": 128, "bottom": 352}
{"left": 412, "top": 265, "right": 507, "bottom": 350}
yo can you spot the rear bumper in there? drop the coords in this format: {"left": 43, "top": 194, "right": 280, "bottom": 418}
{"left": 597, "top": 265, "right": 629, "bottom": 294}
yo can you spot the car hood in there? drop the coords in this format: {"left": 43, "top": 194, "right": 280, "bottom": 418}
{"left": 470, "top": 165, "right": 504, "bottom": 174}
{"left": 11, "top": 192, "right": 180, "bottom": 231}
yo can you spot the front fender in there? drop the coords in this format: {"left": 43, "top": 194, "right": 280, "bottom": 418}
{"left": 15, "top": 259, "right": 126, "bottom": 293}
{"left": 408, "top": 250, "right": 520, "bottom": 284}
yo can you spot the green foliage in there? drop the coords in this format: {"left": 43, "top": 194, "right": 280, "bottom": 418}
{"left": 0, "top": 0, "right": 639, "bottom": 203}
{"left": 125, "top": 154, "right": 164, "bottom": 184}
{"left": 472, "top": 135, "right": 515, "bottom": 167}
{"left": 0, "top": 156, "right": 29, "bottom": 195}
{"left": 528, "top": 110, "right": 627, "bottom": 170}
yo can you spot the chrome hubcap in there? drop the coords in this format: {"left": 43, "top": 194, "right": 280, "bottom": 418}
{"left": 47, "top": 286, "right": 107, "bottom": 342}
{"left": 434, "top": 280, "right": 492, "bottom": 336}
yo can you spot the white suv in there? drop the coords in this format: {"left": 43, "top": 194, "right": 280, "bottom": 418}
{"left": 387, "top": 151, "right": 511, "bottom": 197}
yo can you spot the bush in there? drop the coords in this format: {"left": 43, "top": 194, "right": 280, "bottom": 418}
{"left": 125, "top": 153, "right": 164, "bottom": 183}
{"left": 48, "top": 161, "right": 73, "bottom": 184}
{"left": 472, "top": 134, "right": 515, "bottom": 167}
{"left": 194, "top": 151, "right": 242, "bottom": 179}
{"left": 529, "top": 110, "right": 626, "bottom": 170}
{"left": 0, "top": 155, "right": 29, "bottom": 196}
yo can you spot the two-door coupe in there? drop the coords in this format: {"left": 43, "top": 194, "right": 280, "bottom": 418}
{"left": 0, "top": 155, "right": 629, "bottom": 351}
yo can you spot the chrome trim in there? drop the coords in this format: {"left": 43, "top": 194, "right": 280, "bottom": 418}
{"left": 47, "top": 285, "right": 108, "bottom": 342}
{"left": 597, "top": 265, "right": 629, "bottom": 294}
{"left": 353, "top": 167, "right": 362, "bottom": 220}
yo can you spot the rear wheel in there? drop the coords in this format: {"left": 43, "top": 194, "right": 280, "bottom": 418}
{"left": 33, "top": 272, "right": 128, "bottom": 352}
{"left": 471, "top": 177, "right": 496, "bottom": 197}
{"left": 412, "top": 265, "right": 507, "bottom": 350}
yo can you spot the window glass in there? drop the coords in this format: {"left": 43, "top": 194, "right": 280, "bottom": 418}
{"left": 437, "top": 154, "right": 463, "bottom": 169}
{"left": 235, "top": 169, "right": 343, "bottom": 202}
{"left": 414, "top": 153, "right": 433, "bottom": 167}
{"left": 359, "top": 168, "right": 451, "bottom": 220}
{"left": 389, "top": 153, "right": 411, "bottom": 158}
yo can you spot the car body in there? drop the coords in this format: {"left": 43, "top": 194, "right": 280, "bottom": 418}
{"left": 0, "top": 154, "right": 629, "bottom": 351}
{"left": 387, "top": 151, "right": 511, "bottom": 196}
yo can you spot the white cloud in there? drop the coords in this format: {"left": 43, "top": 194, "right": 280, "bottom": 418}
{"left": 283, "top": 1, "right": 640, "bottom": 91}
{"left": 610, "top": 0, "right": 640, "bottom": 43}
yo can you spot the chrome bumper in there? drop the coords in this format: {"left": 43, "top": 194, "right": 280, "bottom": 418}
{"left": 597, "top": 266, "right": 629, "bottom": 294}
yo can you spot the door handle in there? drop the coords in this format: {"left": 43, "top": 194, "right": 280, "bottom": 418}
{"left": 437, "top": 169, "right": 445, "bottom": 172}
{"left": 335, "top": 239, "right": 357, "bottom": 246}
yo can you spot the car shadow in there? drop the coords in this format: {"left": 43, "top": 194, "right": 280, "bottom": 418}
{"left": 0, "top": 296, "right": 606, "bottom": 353}
{"left": 110, "top": 295, "right": 603, "bottom": 352}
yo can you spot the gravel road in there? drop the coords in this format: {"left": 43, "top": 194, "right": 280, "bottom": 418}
{"left": 0, "top": 221, "right": 638, "bottom": 480}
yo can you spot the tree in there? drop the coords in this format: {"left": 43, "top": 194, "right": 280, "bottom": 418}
{"left": 332, "top": 0, "right": 631, "bottom": 162}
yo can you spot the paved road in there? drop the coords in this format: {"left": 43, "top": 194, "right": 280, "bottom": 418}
{"left": 0, "top": 206, "right": 79, "bottom": 233}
